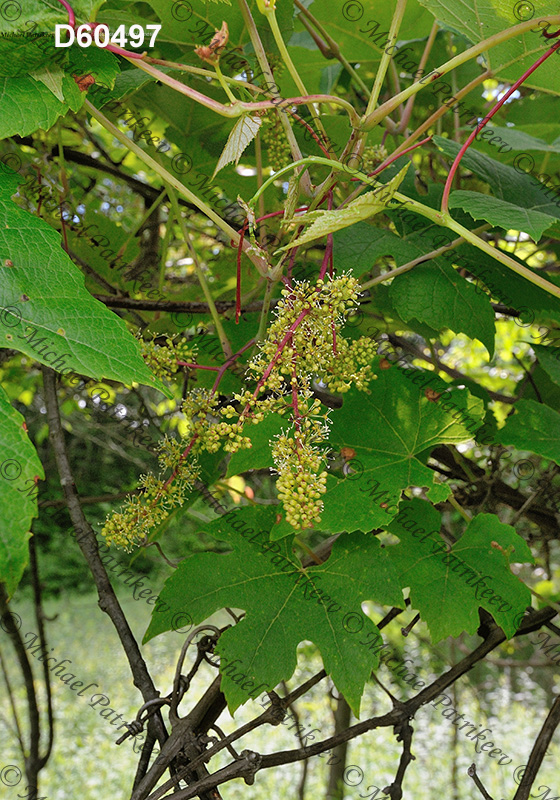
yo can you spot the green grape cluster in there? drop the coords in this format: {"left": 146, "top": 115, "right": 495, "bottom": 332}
{"left": 362, "top": 144, "right": 388, "bottom": 174}
{"left": 139, "top": 334, "right": 196, "bottom": 381}
{"left": 261, "top": 112, "right": 292, "bottom": 171}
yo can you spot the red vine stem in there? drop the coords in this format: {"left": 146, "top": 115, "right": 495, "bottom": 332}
{"left": 369, "top": 136, "right": 433, "bottom": 178}
{"left": 441, "top": 38, "right": 560, "bottom": 213}
{"left": 286, "top": 110, "right": 332, "bottom": 158}
{"left": 57, "top": 0, "right": 75, "bottom": 26}
{"left": 342, "top": 136, "right": 432, "bottom": 208}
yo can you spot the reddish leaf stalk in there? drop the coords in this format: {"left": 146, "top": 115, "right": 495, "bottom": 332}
{"left": 286, "top": 110, "right": 332, "bottom": 158}
{"left": 342, "top": 136, "right": 432, "bottom": 209}
{"left": 210, "top": 338, "right": 256, "bottom": 395}
{"left": 346, "top": 136, "right": 432, "bottom": 189}
{"left": 176, "top": 362, "right": 220, "bottom": 371}
{"left": 56, "top": 0, "right": 75, "bottom": 26}
{"left": 441, "top": 40, "right": 560, "bottom": 213}
{"left": 369, "top": 136, "right": 433, "bottom": 178}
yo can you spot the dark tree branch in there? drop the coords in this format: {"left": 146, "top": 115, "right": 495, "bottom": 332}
{"left": 431, "top": 445, "right": 560, "bottom": 538}
{"left": 387, "top": 334, "right": 515, "bottom": 404}
{"left": 14, "top": 138, "right": 244, "bottom": 232}
{"left": 513, "top": 695, "right": 560, "bottom": 800}
{"left": 468, "top": 763, "right": 495, "bottom": 800}
{"left": 0, "top": 644, "right": 26, "bottom": 758}
{"left": 0, "top": 586, "right": 42, "bottom": 794}
{"left": 41, "top": 368, "right": 168, "bottom": 754}
{"left": 384, "top": 719, "right": 415, "bottom": 800}
{"left": 93, "top": 296, "right": 273, "bottom": 315}
{"left": 29, "top": 538, "right": 54, "bottom": 769}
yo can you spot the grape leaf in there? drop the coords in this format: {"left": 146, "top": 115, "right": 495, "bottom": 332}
{"left": 495, "top": 398, "right": 560, "bottom": 464}
{"left": 484, "top": 126, "right": 560, "bottom": 153}
{"left": 317, "top": 363, "right": 485, "bottom": 535}
{"left": 299, "top": 0, "right": 433, "bottom": 63}
{"left": 0, "top": 72, "right": 84, "bottom": 139}
{"left": 389, "top": 258, "right": 495, "bottom": 357}
{"left": 417, "top": 0, "right": 560, "bottom": 94}
{"left": 226, "top": 413, "right": 287, "bottom": 478}
{"left": 0, "top": 170, "right": 167, "bottom": 393}
{"left": 30, "top": 65, "right": 65, "bottom": 102}
{"left": 532, "top": 345, "right": 560, "bottom": 388}
{"left": 0, "top": 24, "right": 118, "bottom": 133}
{"left": 334, "top": 222, "right": 427, "bottom": 275}
{"left": 144, "top": 505, "right": 404, "bottom": 715}
{"left": 448, "top": 190, "right": 557, "bottom": 243}
{"left": 278, "top": 164, "right": 410, "bottom": 250}
{"left": 0, "top": 0, "right": 104, "bottom": 35}
{"left": 385, "top": 499, "right": 533, "bottom": 641}
{"left": 0, "top": 384, "right": 44, "bottom": 597}
{"left": 213, "top": 115, "right": 262, "bottom": 177}
{"left": 434, "top": 136, "right": 560, "bottom": 222}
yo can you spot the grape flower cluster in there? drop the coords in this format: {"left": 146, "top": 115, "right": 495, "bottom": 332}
{"left": 102, "top": 275, "right": 376, "bottom": 547}
{"left": 248, "top": 274, "right": 376, "bottom": 527}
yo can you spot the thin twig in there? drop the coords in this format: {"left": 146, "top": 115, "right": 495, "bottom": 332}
{"left": 467, "top": 763, "right": 494, "bottom": 800}
{"left": 41, "top": 367, "right": 168, "bottom": 749}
